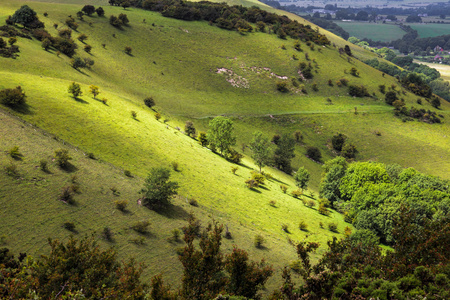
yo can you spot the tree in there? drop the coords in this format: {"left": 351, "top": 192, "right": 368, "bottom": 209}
{"left": 249, "top": 131, "right": 271, "bottom": 172}
{"left": 179, "top": 215, "right": 226, "bottom": 299}
{"left": 319, "top": 157, "right": 348, "bottom": 205}
{"left": 41, "top": 38, "right": 51, "bottom": 51}
{"left": 77, "top": 33, "right": 88, "bottom": 43}
{"left": 144, "top": 97, "right": 155, "bottom": 108}
{"left": 385, "top": 91, "right": 398, "bottom": 105}
{"left": 68, "top": 82, "right": 82, "bottom": 98}
{"left": 184, "top": 121, "right": 196, "bottom": 137}
{"left": 89, "top": 85, "right": 100, "bottom": 99}
{"left": 96, "top": 7, "right": 105, "bottom": 17}
{"left": 331, "top": 133, "right": 347, "bottom": 151}
{"left": 198, "top": 132, "right": 208, "bottom": 147}
{"left": 82, "top": 5, "right": 96, "bottom": 16}
{"left": 344, "top": 45, "right": 352, "bottom": 56}
{"left": 207, "top": 116, "right": 236, "bottom": 155}
{"left": 141, "top": 167, "right": 179, "bottom": 210}
{"left": 0, "top": 86, "right": 26, "bottom": 107}
{"left": 71, "top": 56, "right": 86, "bottom": 70}
{"left": 294, "top": 167, "right": 310, "bottom": 190}
{"left": 32, "top": 236, "right": 147, "bottom": 299}
{"left": 224, "top": 247, "right": 273, "bottom": 299}
{"left": 274, "top": 134, "right": 295, "bottom": 174}
{"left": 306, "top": 146, "right": 322, "bottom": 162}
{"left": 119, "top": 13, "right": 129, "bottom": 25}
{"left": 10, "top": 5, "right": 44, "bottom": 29}
{"left": 54, "top": 149, "right": 71, "bottom": 168}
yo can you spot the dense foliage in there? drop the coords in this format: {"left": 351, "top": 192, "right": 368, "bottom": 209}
{"left": 320, "top": 159, "right": 450, "bottom": 244}
{"left": 129, "top": 0, "right": 329, "bottom": 45}
{"left": 277, "top": 207, "right": 449, "bottom": 299}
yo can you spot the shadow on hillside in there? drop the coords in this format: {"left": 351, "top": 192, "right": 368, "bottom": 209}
{"left": 9, "top": 103, "right": 33, "bottom": 115}
{"left": 59, "top": 162, "right": 78, "bottom": 173}
{"left": 73, "top": 97, "right": 89, "bottom": 104}
{"left": 155, "top": 204, "right": 190, "bottom": 220}
{"left": 259, "top": 185, "right": 269, "bottom": 191}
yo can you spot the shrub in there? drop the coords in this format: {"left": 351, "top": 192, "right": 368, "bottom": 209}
{"left": 131, "top": 220, "right": 151, "bottom": 234}
{"left": 110, "top": 15, "right": 122, "bottom": 27}
{"left": 385, "top": 91, "right": 398, "bottom": 105}
{"left": 318, "top": 203, "right": 329, "bottom": 216}
{"left": 71, "top": 56, "right": 86, "bottom": 70}
{"left": 251, "top": 171, "right": 265, "bottom": 185}
{"left": 331, "top": 133, "right": 347, "bottom": 152}
{"left": 70, "top": 184, "right": 80, "bottom": 194}
{"left": 5, "top": 163, "right": 18, "bottom": 177}
{"left": 144, "top": 97, "right": 155, "bottom": 108}
{"left": 328, "top": 79, "right": 333, "bottom": 86}
{"left": 319, "top": 222, "right": 324, "bottom": 228}
{"left": 290, "top": 260, "right": 302, "bottom": 273}
{"left": 68, "top": 82, "right": 82, "bottom": 98}
{"left": 350, "top": 67, "right": 359, "bottom": 76}
{"left": 198, "top": 132, "right": 208, "bottom": 146}
{"left": 344, "top": 226, "right": 352, "bottom": 237}
{"left": 306, "top": 200, "right": 316, "bottom": 208}
{"left": 293, "top": 131, "right": 303, "bottom": 143}
{"left": 124, "top": 170, "right": 132, "bottom": 177}
{"left": 110, "top": 186, "right": 119, "bottom": 195}
{"left": 280, "top": 185, "right": 288, "bottom": 193}
{"left": 118, "top": 13, "right": 129, "bottom": 25}
{"left": 84, "top": 44, "right": 92, "bottom": 53}
{"left": 263, "top": 172, "right": 273, "bottom": 181}
{"left": 379, "top": 84, "right": 386, "bottom": 94}
{"left": 0, "top": 86, "right": 26, "bottom": 107}
{"left": 188, "top": 198, "right": 198, "bottom": 206}
{"left": 291, "top": 189, "right": 303, "bottom": 198}
{"left": 96, "top": 7, "right": 105, "bottom": 17}
{"left": 115, "top": 200, "right": 128, "bottom": 211}
{"left": 101, "top": 98, "right": 108, "bottom": 105}
{"left": 155, "top": 112, "right": 161, "bottom": 120}
{"left": 184, "top": 121, "right": 196, "bottom": 137}
{"left": 306, "top": 146, "right": 322, "bottom": 162}
{"left": 281, "top": 224, "right": 289, "bottom": 233}
{"left": 312, "top": 83, "right": 318, "bottom": 91}
{"left": 328, "top": 222, "right": 338, "bottom": 232}
{"left": 63, "top": 222, "right": 76, "bottom": 231}
{"left": 39, "top": 159, "right": 49, "bottom": 172}
{"left": 124, "top": 46, "right": 132, "bottom": 55}
{"left": 231, "top": 166, "right": 238, "bottom": 174}
{"left": 348, "top": 85, "right": 370, "bottom": 97}
{"left": 8, "top": 146, "right": 22, "bottom": 159}
{"left": 245, "top": 179, "right": 259, "bottom": 189}
{"left": 254, "top": 234, "right": 265, "bottom": 248}
{"left": 269, "top": 200, "right": 276, "bottom": 207}
{"left": 299, "top": 220, "right": 308, "bottom": 231}
{"left": 54, "top": 149, "right": 71, "bottom": 168}
{"left": 77, "top": 33, "right": 88, "bottom": 43}
{"left": 341, "top": 143, "right": 357, "bottom": 159}
{"left": 130, "top": 237, "right": 145, "bottom": 245}
{"left": 170, "top": 228, "right": 181, "bottom": 242}
{"left": 102, "top": 227, "right": 113, "bottom": 241}
{"left": 276, "top": 81, "right": 289, "bottom": 92}
{"left": 60, "top": 186, "right": 74, "bottom": 204}
{"left": 171, "top": 161, "right": 179, "bottom": 172}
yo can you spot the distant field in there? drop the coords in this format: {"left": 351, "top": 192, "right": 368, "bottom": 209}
{"left": 334, "top": 21, "right": 405, "bottom": 42}
{"left": 279, "top": 0, "right": 440, "bottom": 9}
{"left": 409, "top": 23, "right": 450, "bottom": 38}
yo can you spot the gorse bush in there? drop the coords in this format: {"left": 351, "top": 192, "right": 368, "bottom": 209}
{"left": 0, "top": 86, "right": 26, "bottom": 107}
{"left": 54, "top": 149, "right": 71, "bottom": 168}
{"left": 131, "top": 220, "right": 151, "bottom": 234}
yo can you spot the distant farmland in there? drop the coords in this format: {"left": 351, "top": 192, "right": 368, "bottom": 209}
{"left": 409, "top": 23, "right": 450, "bottom": 38}
{"left": 334, "top": 21, "right": 405, "bottom": 42}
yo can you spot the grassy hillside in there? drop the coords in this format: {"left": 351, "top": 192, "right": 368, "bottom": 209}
{"left": 1, "top": 0, "right": 450, "bottom": 292}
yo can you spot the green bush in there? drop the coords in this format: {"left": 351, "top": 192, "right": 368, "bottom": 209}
{"left": 124, "top": 170, "right": 132, "bottom": 177}
{"left": 291, "top": 189, "right": 303, "bottom": 198}
{"left": 276, "top": 81, "right": 289, "bottom": 92}
{"left": 39, "top": 159, "right": 49, "bottom": 172}
{"left": 63, "top": 222, "right": 76, "bottom": 231}
{"left": 60, "top": 186, "right": 74, "bottom": 204}
{"left": 251, "top": 171, "right": 265, "bottom": 185}
{"left": 231, "top": 166, "right": 238, "bottom": 174}
{"left": 281, "top": 223, "right": 289, "bottom": 233}
{"left": 144, "top": 97, "right": 155, "bottom": 108}
{"left": 306, "top": 199, "right": 316, "bottom": 208}
{"left": 245, "top": 178, "right": 259, "bottom": 189}
{"left": 131, "top": 220, "right": 151, "bottom": 234}
{"left": 0, "top": 86, "right": 26, "bottom": 107}
{"left": 254, "top": 234, "right": 265, "bottom": 248}
{"left": 54, "top": 149, "right": 71, "bottom": 168}
{"left": 188, "top": 198, "right": 198, "bottom": 207}
{"left": 306, "top": 146, "right": 322, "bottom": 162}
{"left": 170, "top": 228, "right": 181, "bottom": 242}
{"left": 269, "top": 200, "right": 276, "bottom": 207}
{"left": 328, "top": 222, "right": 338, "bottom": 232}
{"left": 5, "top": 163, "right": 18, "bottom": 177}
{"left": 8, "top": 146, "right": 22, "bottom": 159}
{"left": 299, "top": 220, "right": 308, "bottom": 231}
{"left": 318, "top": 203, "right": 329, "bottom": 216}
{"left": 102, "top": 227, "right": 113, "bottom": 241}
{"left": 280, "top": 185, "right": 288, "bottom": 193}
{"left": 171, "top": 161, "right": 179, "bottom": 172}
{"left": 115, "top": 200, "right": 128, "bottom": 212}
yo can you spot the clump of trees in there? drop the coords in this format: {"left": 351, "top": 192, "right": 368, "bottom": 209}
{"left": 8, "top": 5, "right": 44, "bottom": 29}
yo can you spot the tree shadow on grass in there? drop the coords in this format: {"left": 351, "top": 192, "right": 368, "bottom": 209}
{"left": 59, "top": 162, "right": 78, "bottom": 173}
{"left": 72, "top": 96, "right": 89, "bottom": 104}
{"left": 6, "top": 103, "right": 34, "bottom": 115}
{"left": 248, "top": 187, "right": 262, "bottom": 193}
{"left": 152, "top": 204, "right": 190, "bottom": 220}
{"left": 259, "top": 185, "right": 269, "bottom": 191}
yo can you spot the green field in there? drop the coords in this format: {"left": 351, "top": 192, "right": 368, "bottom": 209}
{"left": 410, "top": 23, "right": 450, "bottom": 38}
{"left": 334, "top": 21, "right": 405, "bottom": 42}
{"left": 1, "top": 0, "right": 450, "bottom": 293}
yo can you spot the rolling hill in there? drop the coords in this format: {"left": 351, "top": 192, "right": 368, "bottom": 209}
{"left": 1, "top": 0, "right": 449, "bottom": 293}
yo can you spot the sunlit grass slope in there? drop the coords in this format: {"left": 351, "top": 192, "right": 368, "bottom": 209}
{"left": 1, "top": 0, "right": 450, "bottom": 291}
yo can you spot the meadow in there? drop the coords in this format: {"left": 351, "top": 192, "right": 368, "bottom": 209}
{"left": 1, "top": 0, "right": 450, "bottom": 292}
{"left": 334, "top": 21, "right": 405, "bottom": 42}
{"left": 410, "top": 23, "right": 450, "bottom": 38}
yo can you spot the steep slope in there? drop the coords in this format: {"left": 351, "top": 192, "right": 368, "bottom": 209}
{"left": 1, "top": 0, "right": 449, "bottom": 291}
